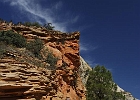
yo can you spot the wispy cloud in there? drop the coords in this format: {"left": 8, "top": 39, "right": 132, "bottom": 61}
{"left": 80, "top": 42, "right": 98, "bottom": 67}
{"left": 80, "top": 43, "right": 88, "bottom": 51}
{"left": 80, "top": 43, "right": 98, "bottom": 52}
{"left": 1, "top": 0, "right": 79, "bottom": 32}
{"left": 82, "top": 56, "right": 98, "bottom": 67}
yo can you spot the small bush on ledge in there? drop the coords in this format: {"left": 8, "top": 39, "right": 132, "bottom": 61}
{"left": 0, "top": 30, "right": 26, "bottom": 48}
{"left": 45, "top": 52, "right": 58, "bottom": 70}
{"left": 26, "top": 38, "right": 44, "bottom": 58}
{"left": 24, "top": 22, "right": 41, "bottom": 28}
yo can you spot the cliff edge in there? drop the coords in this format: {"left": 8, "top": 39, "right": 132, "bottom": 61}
{"left": 0, "top": 21, "right": 86, "bottom": 100}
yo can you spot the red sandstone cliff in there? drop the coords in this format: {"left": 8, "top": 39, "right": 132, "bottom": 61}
{"left": 0, "top": 21, "right": 86, "bottom": 100}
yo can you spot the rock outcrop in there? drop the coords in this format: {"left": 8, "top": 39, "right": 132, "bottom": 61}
{"left": 0, "top": 21, "right": 86, "bottom": 100}
{"left": 0, "top": 59, "right": 54, "bottom": 100}
{"left": 117, "top": 86, "right": 138, "bottom": 100}
{"left": 79, "top": 56, "right": 91, "bottom": 85}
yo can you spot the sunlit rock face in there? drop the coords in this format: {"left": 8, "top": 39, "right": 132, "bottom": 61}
{"left": 79, "top": 56, "right": 92, "bottom": 86}
{"left": 0, "top": 21, "right": 86, "bottom": 100}
{"left": 117, "top": 86, "right": 138, "bottom": 100}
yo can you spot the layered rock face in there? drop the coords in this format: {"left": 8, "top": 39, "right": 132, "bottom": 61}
{"left": 0, "top": 59, "right": 55, "bottom": 100}
{"left": 0, "top": 21, "right": 86, "bottom": 100}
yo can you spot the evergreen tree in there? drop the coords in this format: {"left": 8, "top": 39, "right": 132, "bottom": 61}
{"left": 86, "top": 65, "right": 125, "bottom": 100}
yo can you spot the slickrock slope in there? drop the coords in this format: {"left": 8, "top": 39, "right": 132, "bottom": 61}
{"left": 0, "top": 21, "right": 86, "bottom": 100}
{"left": 79, "top": 56, "right": 92, "bottom": 85}
{"left": 117, "top": 86, "right": 138, "bottom": 100}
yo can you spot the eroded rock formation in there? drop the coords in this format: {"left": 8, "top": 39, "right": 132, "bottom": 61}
{"left": 0, "top": 21, "right": 86, "bottom": 100}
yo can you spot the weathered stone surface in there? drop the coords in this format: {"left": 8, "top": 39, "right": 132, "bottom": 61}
{"left": 0, "top": 22, "right": 86, "bottom": 100}
{"left": 117, "top": 86, "right": 138, "bottom": 100}
{"left": 0, "top": 61, "right": 55, "bottom": 99}
{"left": 79, "top": 56, "right": 92, "bottom": 86}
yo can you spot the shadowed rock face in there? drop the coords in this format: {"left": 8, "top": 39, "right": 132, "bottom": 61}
{"left": 0, "top": 21, "right": 86, "bottom": 100}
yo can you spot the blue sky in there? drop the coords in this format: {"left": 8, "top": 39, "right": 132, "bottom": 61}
{"left": 0, "top": 0, "right": 140, "bottom": 99}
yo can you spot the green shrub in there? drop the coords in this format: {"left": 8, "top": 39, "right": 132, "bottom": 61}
{"left": 61, "top": 37, "right": 65, "bottom": 45}
{"left": 32, "top": 22, "right": 41, "bottom": 28}
{"left": 26, "top": 38, "right": 44, "bottom": 58}
{"left": 0, "top": 48, "right": 5, "bottom": 58}
{"left": 44, "top": 23, "right": 55, "bottom": 30}
{"left": 45, "top": 52, "right": 58, "bottom": 70}
{"left": 0, "top": 30, "right": 26, "bottom": 48}
{"left": 24, "top": 22, "right": 41, "bottom": 28}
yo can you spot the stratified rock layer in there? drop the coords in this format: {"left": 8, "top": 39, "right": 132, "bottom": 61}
{"left": 0, "top": 59, "right": 53, "bottom": 99}
{"left": 0, "top": 21, "right": 86, "bottom": 100}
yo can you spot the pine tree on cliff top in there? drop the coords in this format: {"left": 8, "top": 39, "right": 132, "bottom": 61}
{"left": 86, "top": 65, "right": 125, "bottom": 100}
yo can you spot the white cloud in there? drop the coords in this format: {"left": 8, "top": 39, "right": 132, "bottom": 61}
{"left": 83, "top": 57, "right": 97, "bottom": 67}
{"left": 80, "top": 43, "right": 99, "bottom": 67}
{"left": 80, "top": 43, "right": 98, "bottom": 52}
{"left": 54, "top": 1, "right": 63, "bottom": 10}
{"left": 71, "top": 16, "right": 79, "bottom": 23}
{"left": 2, "top": 0, "right": 78, "bottom": 32}
{"left": 80, "top": 43, "right": 88, "bottom": 51}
